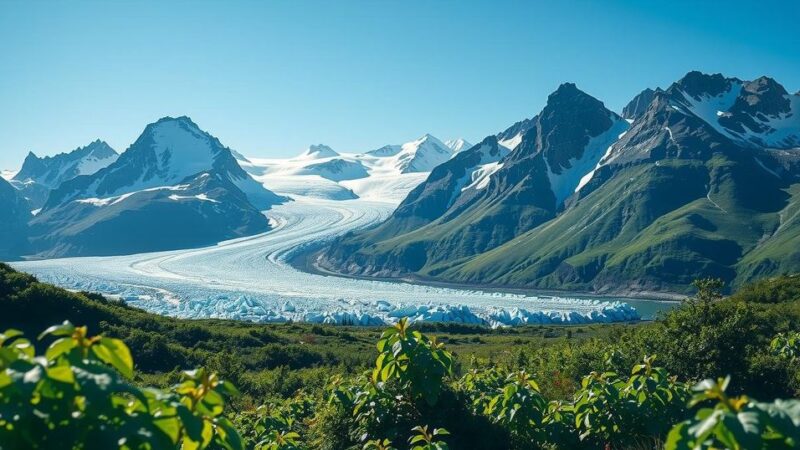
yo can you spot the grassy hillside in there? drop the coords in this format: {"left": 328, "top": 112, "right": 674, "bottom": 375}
{"left": 416, "top": 153, "right": 796, "bottom": 294}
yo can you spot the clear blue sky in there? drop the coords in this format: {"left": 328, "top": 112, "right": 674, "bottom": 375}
{"left": 1, "top": 0, "right": 798, "bottom": 169}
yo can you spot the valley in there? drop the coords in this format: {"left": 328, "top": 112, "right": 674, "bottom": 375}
{"left": 10, "top": 195, "right": 657, "bottom": 326}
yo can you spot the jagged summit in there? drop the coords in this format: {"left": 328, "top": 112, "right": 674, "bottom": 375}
{"left": 673, "top": 71, "right": 740, "bottom": 99}
{"left": 622, "top": 87, "right": 663, "bottom": 120}
{"left": 45, "top": 116, "right": 284, "bottom": 210}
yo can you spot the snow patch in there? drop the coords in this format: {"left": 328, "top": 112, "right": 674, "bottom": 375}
{"left": 547, "top": 117, "right": 630, "bottom": 204}
{"left": 498, "top": 132, "right": 523, "bottom": 151}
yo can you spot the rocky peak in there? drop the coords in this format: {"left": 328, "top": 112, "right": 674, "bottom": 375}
{"left": 622, "top": 87, "right": 663, "bottom": 121}
{"left": 673, "top": 71, "right": 739, "bottom": 100}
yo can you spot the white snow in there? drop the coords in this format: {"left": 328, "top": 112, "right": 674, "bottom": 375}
{"left": 676, "top": 83, "right": 800, "bottom": 148}
{"left": 168, "top": 193, "right": 219, "bottom": 203}
{"left": 444, "top": 138, "right": 473, "bottom": 154}
{"left": 11, "top": 196, "right": 655, "bottom": 327}
{"left": 546, "top": 117, "right": 630, "bottom": 204}
{"left": 392, "top": 134, "right": 454, "bottom": 173}
{"left": 463, "top": 162, "right": 503, "bottom": 191}
{"left": 76, "top": 184, "right": 191, "bottom": 207}
{"left": 296, "top": 144, "right": 339, "bottom": 160}
{"left": 76, "top": 153, "right": 118, "bottom": 176}
{"left": 498, "top": 132, "right": 523, "bottom": 151}
{"left": 1, "top": 169, "right": 18, "bottom": 181}
{"left": 679, "top": 82, "right": 743, "bottom": 141}
{"left": 239, "top": 135, "right": 455, "bottom": 203}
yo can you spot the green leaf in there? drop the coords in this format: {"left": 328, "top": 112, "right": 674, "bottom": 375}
{"left": 46, "top": 365, "right": 75, "bottom": 384}
{"left": 38, "top": 321, "right": 75, "bottom": 340}
{"left": 92, "top": 337, "right": 134, "bottom": 379}
{"left": 45, "top": 337, "right": 75, "bottom": 361}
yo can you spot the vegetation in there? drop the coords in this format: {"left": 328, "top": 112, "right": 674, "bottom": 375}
{"left": 2, "top": 263, "right": 800, "bottom": 448}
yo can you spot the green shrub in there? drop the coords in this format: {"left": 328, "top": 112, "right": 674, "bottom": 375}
{"left": 0, "top": 322, "right": 242, "bottom": 450}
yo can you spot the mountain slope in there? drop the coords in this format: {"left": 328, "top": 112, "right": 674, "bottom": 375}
{"left": 29, "top": 116, "right": 283, "bottom": 257}
{"left": 45, "top": 116, "right": 284, "bottom": 210}
{"left": 320, "top": 72, "right": 800, "bottom": 294}
{"left": 0, "top": 177, "right": 31, "bottom": 259}
{"left": 10, "top": 140, "right": 118, "bottom": 209}
{"left": 29, "top": 171, "right": 270, "bottom": 257}
{"left": 445, "top": 138, "right": 473, "bottom": 153}
{"left": 320, "top": 83, "right": 629, "bottom": 277}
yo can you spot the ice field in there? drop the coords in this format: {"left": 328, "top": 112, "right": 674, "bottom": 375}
{"left": 11, "top": 196, "right": 672, "bottom": 327}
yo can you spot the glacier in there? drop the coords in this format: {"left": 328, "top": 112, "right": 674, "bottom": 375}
{"left": 11, "top": 195, "right": 669, "bottom": 327}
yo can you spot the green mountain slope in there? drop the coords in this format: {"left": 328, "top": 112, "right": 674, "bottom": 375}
{"left": 320, "top": 72, "right": 800, "bottom": 294}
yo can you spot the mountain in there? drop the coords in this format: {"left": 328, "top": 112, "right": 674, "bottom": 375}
{"left": 0, "top": 177, "right": 31, "bottom": 258}
{"left": 365, "top": 134, "right": 453, "bottom": 173}
{"left": 622, "top": 87, "right": 662, "bottom": 121}
{"left": 320, "top": 83, "right": 628, "bottom": 277}
{"left": 297, "top": 144, "right": 339, "bottom": 159}
{"left": 45, "top": 116, "right": 284, "bottom": 210}
{"left": 445, "top": 138, "right": 473, "bottom": 153}
{"left": 295, "top": 158, "right": 369, "bottom": 182}
{"left": 10, "top": 140, "right": 118, "bottom": 210}
{"left": 319, "top": 72, "right": 800, "bottom": 294}
{"left": 29, "top": 116, "right": 284, "bottom": 257}
{"left": 29, "top": 171, "right": 269, "bottom": 257}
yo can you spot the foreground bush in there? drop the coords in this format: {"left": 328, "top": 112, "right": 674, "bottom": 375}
{"left": 2, "top": 288, "right": 800, "bottom": 448}
{"left": 0, "top": 322, "right": 242, "bottom": 450}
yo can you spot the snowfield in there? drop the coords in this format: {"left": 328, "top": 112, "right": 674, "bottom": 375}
{"left": 11, "top": 194, "right": 664, "bottom": 327}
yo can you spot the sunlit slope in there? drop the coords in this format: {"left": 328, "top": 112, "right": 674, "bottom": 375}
{"left": 436, "top": 152, "right": 788, "bottom": 293}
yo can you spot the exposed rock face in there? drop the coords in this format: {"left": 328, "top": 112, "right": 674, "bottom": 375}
{"left": 0, "top": 177, "right": 31, "bottom": 259}
{"left": 321, "top": 72, "right": 800, "bottom": 294}
{"left": 29, "top": 116, "right": 285, "bottom": 257}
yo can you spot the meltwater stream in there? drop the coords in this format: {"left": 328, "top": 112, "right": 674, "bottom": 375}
{"left": 11, "top": 197, "right": 674, "bottom": 327}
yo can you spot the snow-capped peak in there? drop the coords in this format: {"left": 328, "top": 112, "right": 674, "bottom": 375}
{"left": 666, "top": 72, "right": 800, "bottom": 149}
{"left": 298, "top": 144, "right": 339, "bottom": 159}
{"left": 445, "top": 138, "right": 473, "bottom": 154}
{"left": 394, "top": 134, "right": 453, "bottom": 173}
{"left": 45, "top": 116, "right": 285, "bottom": 211}
{"left": 12, "top": 140, "right": 119, "bottom": 188}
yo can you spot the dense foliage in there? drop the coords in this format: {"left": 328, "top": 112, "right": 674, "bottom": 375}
{"left": 3, "top": 264, "right": 800, "bottom": 448}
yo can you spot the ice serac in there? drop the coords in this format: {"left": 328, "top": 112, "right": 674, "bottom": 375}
{"left": 320, "top": 82, "right": 626, "bottom": 277}
{"left": 11, "top": 140, "right": 118, "bottom": 209}
{"left": 30, "top": 116, "right": 284, "bottom": 257}
{"left": 0, "top": 177, "right": 31, "bottom": 258}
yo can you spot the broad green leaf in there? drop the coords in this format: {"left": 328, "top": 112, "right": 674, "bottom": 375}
{"left": 46, "top": 365, "right": 75, "bottom": 384}
{"left": 92, "top": 337, "right": 134, "bottom": 379}
{"left": 38, "top": 321, "right": 75, "bottom": 340}
{"left": 45, "top": 337, "right": 75, "bottom": 361}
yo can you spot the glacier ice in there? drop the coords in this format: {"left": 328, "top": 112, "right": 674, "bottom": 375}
{"left": 12, "top": 196, "right": 656, "bottom": 327}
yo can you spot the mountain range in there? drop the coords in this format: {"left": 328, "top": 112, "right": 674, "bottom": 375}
{"left": 14, "top": 116, "right": 287, "bottom": 257}
{"left": 4, "top": 71, "right": 800, "bottom": 295}
{"left": 318, "top": 71, "right": 800, "bottom": 294}
{"left": 11, "top": 140, "right": 119, "bottom": 210}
